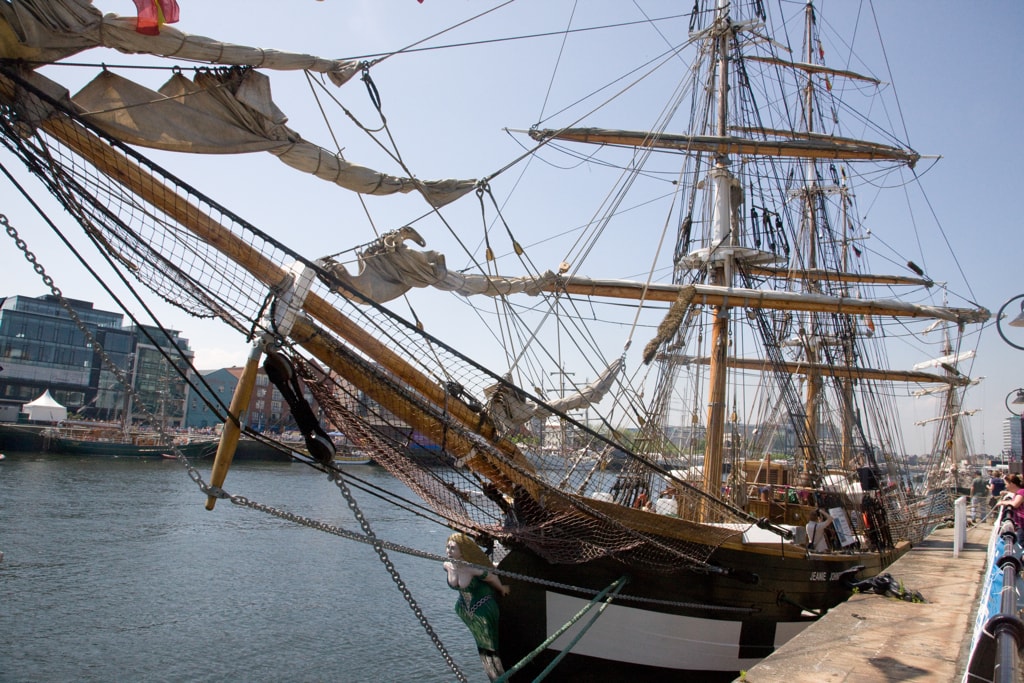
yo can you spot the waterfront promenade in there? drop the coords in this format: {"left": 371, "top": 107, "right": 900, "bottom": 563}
{"left": 741, "top": 521, "right": 991, "bottom": 682}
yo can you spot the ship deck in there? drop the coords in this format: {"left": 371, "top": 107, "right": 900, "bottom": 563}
{"left": 740, "top": 519, "right": 991, "bottom": 682}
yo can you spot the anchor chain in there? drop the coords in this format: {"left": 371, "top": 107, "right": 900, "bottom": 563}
{"left": 2, "top": 211, "right": 754, "bottom": 680}
{"left": 185, "top": 454, "right": 754, "bottom": 611}
{"left": 1, "top": 211, "right": 475, "bottom": 678}
{"left": 180, "top": 450, "right": 470, "bottom": 682}
{"left": 325, "top": 467, "right": 468, "bottom": 682}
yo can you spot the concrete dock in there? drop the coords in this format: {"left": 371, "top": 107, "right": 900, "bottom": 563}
{"left": 740, "top": 521, "right": 992, "bottom": 682}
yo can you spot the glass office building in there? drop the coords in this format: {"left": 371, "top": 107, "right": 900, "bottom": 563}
{"left": 0, "top": 295, "right": 193, "bottom": 425}
{"left": 125, "top": 324, "right": 195, "bottom": 429}
{"left": 1005, "top": 415, "right": 1022, "bottom": 460}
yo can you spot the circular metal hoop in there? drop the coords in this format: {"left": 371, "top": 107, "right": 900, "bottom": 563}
{"left": 996, "top": 294, "right": 1024, "bottom": 351}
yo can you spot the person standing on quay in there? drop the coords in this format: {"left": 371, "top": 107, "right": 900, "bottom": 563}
{"left": 989, "top": 470, "right": 1006, "bottom": 512}
{"left": 970, "top": 471, "right": 989, "bottom": 523}
{"left": 996, "top": 474, "right": 1024, "bottom": 545}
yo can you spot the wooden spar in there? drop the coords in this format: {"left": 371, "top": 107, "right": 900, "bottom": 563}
{"left": 16, "top": 87, "right": 538, "bottom": 482}
{"left": 741, "top": 56, "right": 882, "bottom": 84}
{"left": 528, "top": 127, "right": 921, "bottom": 165}
{"left": 299, "top": 299, "right": 504, "bottom": 445}
{"left": 702, "top": 306, "right": 728, "bottom": 514}
{"left": 744, "top": 265, "right": 933, "bottom": 288}
{"left": 205, "top": 345, "right": 260, "bottom": 510}
{"left": 289, "top": 315, "right": 749, "bottom": 536}
{"left": 295, "top": 298, "right": 537, "bottom": 478}
{"left": 839, "top": 183, "right": 856, "bottom": 470}
{"left": 545, "top": 276, "right": 990, "bottom": 324}
{"left": 289, "top": 317, "right": 537, "bottom": 495}
{"left": 1, "top": 72, "right": 718, "bottom": 534}
{"left": 730, "top": 126, "right": 898, "bottom": 149}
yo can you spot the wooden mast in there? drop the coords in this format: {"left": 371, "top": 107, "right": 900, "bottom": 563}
{"left": 700, "top": 0, "right": 733, "bottom": 514}
{"left": 839, "top": 178, "right": 857, "bottom": 470}
{"left": 800, "top": 1, "right": 822, "bottom": 483}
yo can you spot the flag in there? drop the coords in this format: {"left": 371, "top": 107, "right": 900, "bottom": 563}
{"left": 133, "top": 0, "right": 181, "bottom": 36}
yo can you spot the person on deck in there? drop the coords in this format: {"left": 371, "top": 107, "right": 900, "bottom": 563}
{"left": 805, "top": 508, "right": 834, "bottom": 553}
{"left": 989, "top": 470, "right": 1006, "bottom": 511}
{"left": 444, "top": 532, "right": 511, "bottom": 681}
{"left": 996, "top": 474, "right": 1024, "bottom": 544}
{"left": 970, "top": 471, "right": 989, "bottom": 523}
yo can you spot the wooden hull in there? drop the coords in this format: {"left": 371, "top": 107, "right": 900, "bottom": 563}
{"left": 496, "top": 537, "right": 905, "bottom": 681}
{"left": 48, "top": 435, "right": 215, "bottom": 459}
{"left": 0, "top": 423, "right": 48, "bottom": 451}
{"left": 0, "top": 424, "right": 301, "bottom": 461}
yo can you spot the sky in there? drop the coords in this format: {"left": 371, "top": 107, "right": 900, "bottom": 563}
{"left": 1, "top": 0, "right": 1022, "bottom": 457}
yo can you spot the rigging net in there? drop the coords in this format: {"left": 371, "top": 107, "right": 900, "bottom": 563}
{"left": 0, "top": 63, "right": 762, "bottom": 573}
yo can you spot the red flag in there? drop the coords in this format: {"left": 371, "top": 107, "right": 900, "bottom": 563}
{"left": 133, "top": 0, "right": 181, "bottom": 36}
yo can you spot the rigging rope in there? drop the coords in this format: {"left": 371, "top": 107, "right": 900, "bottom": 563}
{"left": 494, "top": 575, "right": 630, "bottom": 683}
{"left": 0, "top": 208, "right": 770, "bottom": 645}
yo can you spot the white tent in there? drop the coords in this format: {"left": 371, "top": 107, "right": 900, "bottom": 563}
{"left": 23, "top": 390, "right": 68, "bottom": 423}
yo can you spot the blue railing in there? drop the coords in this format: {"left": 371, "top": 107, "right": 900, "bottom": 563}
{"left": 964, "top": 508, "right": 1024, "bottom": 682}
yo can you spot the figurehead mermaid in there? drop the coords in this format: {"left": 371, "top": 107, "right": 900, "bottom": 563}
{"left": 444, "top": 533, "right": 510, "bottom": 680}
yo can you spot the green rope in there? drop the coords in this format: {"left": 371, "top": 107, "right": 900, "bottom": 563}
{"left": 494, "top": 575, "right": 630, "bottom": 683}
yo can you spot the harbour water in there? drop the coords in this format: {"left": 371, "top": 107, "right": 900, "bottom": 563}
{"left": 0, "top": 452, "right": 489, "bottom": 682}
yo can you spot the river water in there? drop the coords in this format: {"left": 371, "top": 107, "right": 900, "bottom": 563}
{"left": 0, "top": 452, "right": 490, "bottom": 682}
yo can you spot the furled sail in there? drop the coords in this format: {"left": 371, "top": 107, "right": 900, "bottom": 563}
{"left": 318, "top": 227, "right": 558, "bottom": 303}
{"left": 72, "top": 70, "right": 476, "bottom": 206}
{"left": 0, "top": 0, "right": 476, "bottom": 207}
{"left": 486, "top": 358, "right": 624, "bottom": 432}
{"left": 0, "top": 0, "right": 358, "bottom": 84}
{"left": 530, "top": 126, "right": 921, "bottom": 165}
{"left": 0, "top": 2, "right": 998, "bottom": 678}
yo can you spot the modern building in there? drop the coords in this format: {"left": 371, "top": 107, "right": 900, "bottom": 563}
{"left": 183, "top": 362, "right": 329, "bottom": 433}
{"left": 0, "top": 294, "right": 193, "bottom": 427}
{"left": 1004, "top": 414, "right": 1022, "bottom": 461}
{"left": 184, "top": 367, "right": 238, "bottom": 430}
{"left": 123, "top": 323, "right": 195, "bottom": 429}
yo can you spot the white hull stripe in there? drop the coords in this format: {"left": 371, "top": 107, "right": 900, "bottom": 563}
{"left": 545, "top": 592, "right": 809, "bottom": 671}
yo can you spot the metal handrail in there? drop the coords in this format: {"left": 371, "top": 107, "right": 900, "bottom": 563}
{"left": 965, "top": 508, "right": 1024, "bottom": 682}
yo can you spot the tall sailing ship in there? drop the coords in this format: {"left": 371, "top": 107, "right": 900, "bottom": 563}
{"left": 0, "top": 1, "right": 988, "bottom": 680}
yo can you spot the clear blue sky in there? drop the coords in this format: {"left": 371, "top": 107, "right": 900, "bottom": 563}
{"left": 2, "top": 1, "right": 1021, "bottom": 457}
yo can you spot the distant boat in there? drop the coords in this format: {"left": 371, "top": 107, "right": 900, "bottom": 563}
{"left": 333, "top": 450, "right": 373, "bottom": 466}
{"left": 45, "top": 425, "right": 216, "bottom": 458}
{"left": 324, "top": 431, "right": 373, "bottom": 464}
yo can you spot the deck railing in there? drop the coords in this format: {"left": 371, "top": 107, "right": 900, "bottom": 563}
{"left": 964, "top": 505, "right": 1024, "bottom": 682}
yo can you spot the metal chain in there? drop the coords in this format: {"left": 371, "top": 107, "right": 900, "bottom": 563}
{"left": 186, "top": 457, "right": 468, "bottom": 683}
{"left": 2, "top": 214, "right": 750, "bottom": 683}
{"left": 184, "top": 454, "right": 752, "bottom": 613}
{"left": 2, "top": 212, "right": 465, "bottom": 678}
{"left": 10, "top": 204, "right": 472, "bottom": 670}
{"left": 325, "top": 468, "right": 468, "bottom": 682}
